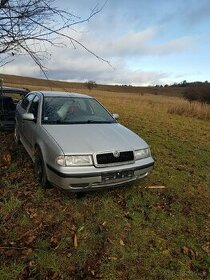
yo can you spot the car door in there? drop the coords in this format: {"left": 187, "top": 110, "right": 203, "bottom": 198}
{"left": 22, "top": 95, "right": 40, "bottom": 157}
{"left": 16, "top": 93, "right": 35, "bottom": 137}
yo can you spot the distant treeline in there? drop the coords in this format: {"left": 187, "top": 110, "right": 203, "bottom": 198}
{"left": 155, "top": 81, "right": 210, "bottom": 103}
{"left": 155, "top": 80, "right": 209, "bottom": 88}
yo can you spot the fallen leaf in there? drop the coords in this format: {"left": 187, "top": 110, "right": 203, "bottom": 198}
{"left": 78, "top": 226, "right": 84, "bottom": 232}
{"left": 181, "top": 246, "right": 198, "bottom": 258}
{"left": 145, "top": 186, "right": 166, "bottom": 189}
{"left": 182, "top": 246, "right": 190, "bottom": 255}
{"left": 67, "top": 252, "right": 72, "bottom": 258}
{"left": 29, "top": 261, "right": 35, "bottom": 267}
{"left": 120, "top": 239, "right": 125, "bottom": 246}
{"left": 50, "top": 236, "right": 59, "bottom": 249}
{"left": 10, "top": 171, "right": 19, "bottom": 181}
{"left": 24, "top": 235, "right": 37, "bottom": 245}
{"left": 22, "top": 248, "right": 33, "bottom": 256}
{"left": 73, "top": 234, "right": 78, "bottom": 248}
{"left": 67, "top": 265, "right": 76, "bottom": 273}
{"left": 202, "top": 242, "right": 210, "bottom": 253}
{"left": 162, "top": 249, "right": 170, "bottom": 256}
{"left": 107, "top": 238, "right": 114, "bottom": 244}
{"left": 1, "top": 150, "right": 12, "bottom": 167}
{"left": 108, "top": 256, "right": 118, "bottom": 261}
{"left": 4, "top": 248, "right": 16, "bottom": 257}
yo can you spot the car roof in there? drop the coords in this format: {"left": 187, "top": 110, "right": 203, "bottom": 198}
{"left": 0, "top": 86, "right": 29, "bottom": 95}
{"left": 33, "top": 91, "right": 92, "bottom": 99}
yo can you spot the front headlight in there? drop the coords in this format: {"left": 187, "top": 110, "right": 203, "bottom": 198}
{"left": 56, "top": 155, "right": 93, "bottom": 166}
{"left": 134, "top": 148, "right": 151, "bottom": 160}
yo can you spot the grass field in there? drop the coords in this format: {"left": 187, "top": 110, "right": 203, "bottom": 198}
{"left": 0, "top": 80, "right": 210, "bottom": 279}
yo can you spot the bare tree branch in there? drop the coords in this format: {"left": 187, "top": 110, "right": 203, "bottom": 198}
{"left": 0, "top": 0, "right": 109, "bottom": 73}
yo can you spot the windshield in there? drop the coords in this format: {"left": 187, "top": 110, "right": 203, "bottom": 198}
{"left": 42, "top": 96, "right": 116, "bottom": 124}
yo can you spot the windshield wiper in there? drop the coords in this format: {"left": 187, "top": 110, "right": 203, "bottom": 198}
{"left": 86, "top": 120, "right": 114, "bottom": 124}
{"left": 43, "top": 120, "right": 115, "bottom": 124}
{"left": 57, "top": 120, "right": 114, "bottom": 124}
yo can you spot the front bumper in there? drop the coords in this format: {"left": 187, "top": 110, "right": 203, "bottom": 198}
{"left": 46, "top": 158, "right": 154, "bottom": 191}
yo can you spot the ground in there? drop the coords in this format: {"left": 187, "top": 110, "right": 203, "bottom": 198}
{"left": 0, "top": 87, "right": 210, "bottom": 280}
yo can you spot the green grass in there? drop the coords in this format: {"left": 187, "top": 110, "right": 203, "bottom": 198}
{"left": 0, "top": 91, "right": 210, "bottom": 279}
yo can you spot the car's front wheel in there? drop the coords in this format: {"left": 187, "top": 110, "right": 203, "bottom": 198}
{"left": 34, "top": 148, "right": 51, "bottom": 188}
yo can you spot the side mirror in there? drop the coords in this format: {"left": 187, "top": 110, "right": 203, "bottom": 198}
{"left": 112, "top": 113, "right": 119, "bottom": 120}
{"left": 22, "top": 112, "right": 35, "bottom": 121}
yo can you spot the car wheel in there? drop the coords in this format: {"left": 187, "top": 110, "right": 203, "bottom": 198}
{"left": 34, "top": 148, "right": 51, "bottom": 188}
{"left": 14, "top": 127, "right": 20, "bottom": 145}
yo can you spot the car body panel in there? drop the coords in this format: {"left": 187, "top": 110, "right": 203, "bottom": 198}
{"left": 43, "top": 123, "right": 148, "bottom": 155}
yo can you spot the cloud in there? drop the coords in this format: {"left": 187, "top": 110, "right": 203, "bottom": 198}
{"left": 81, "top": 27, "right": 195, "bottom": 58}
{"left": 0, "top": 22, "right": 193, "bottom": 86}
{"left": 1, "top": 48, "right": 168, "bottom": 86}
{"left": 154, "top": 36, "right": 194, "bottom": 55}
{"left": 44, "top": 52, "right": 168, "bottom": 85}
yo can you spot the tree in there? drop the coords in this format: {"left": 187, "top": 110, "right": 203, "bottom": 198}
{"left": 86, "top": 80, "right": 97, "bottom": 90}
{"left": 0, "top": 0, "right": 108, "bottom": 75}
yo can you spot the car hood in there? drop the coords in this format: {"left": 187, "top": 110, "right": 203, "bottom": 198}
{"left": 43, "top": 123, "right": 148, "bottom": 154}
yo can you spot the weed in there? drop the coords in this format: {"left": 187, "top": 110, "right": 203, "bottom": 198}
{"left": 0, "top": 263, "right": 24, "bottom": 280}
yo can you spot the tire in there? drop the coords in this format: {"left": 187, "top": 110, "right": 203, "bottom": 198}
{"left": 14, "top": 127, "right": 20, "bottom": 145}
{"left": 34, "top": 148, "right": 51, "bottom": 188}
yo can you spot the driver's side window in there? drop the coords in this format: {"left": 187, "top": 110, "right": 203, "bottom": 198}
{"left": 28, "top": 95, "right": 39, "bottom": 121}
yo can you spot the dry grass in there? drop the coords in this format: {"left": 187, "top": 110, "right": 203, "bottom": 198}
{"left": 91, "top": 90, "right": 210, "bottom": 120}
{"left": 2, "top": 71, "right": 210, "bottom": 121}
{"left": 167, "top": 99, "right": 210, "bottom": 120}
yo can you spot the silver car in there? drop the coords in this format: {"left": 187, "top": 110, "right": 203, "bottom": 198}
{"left": 15, "top": 91, "right": 154, "bottom": 191}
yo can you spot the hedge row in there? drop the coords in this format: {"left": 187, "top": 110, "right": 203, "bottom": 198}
{"left": 184, "top": 85, "right": 210, "bottom": 104}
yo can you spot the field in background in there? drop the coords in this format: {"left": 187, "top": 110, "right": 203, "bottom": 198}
{"left": 0, "top": 75, "right": 210, "bottom": 279}
{"left": 1, "top": 73, "right": 210, "bottom": 120}
{"left": 0, "top": 73, "right": 184, "bottom": 97}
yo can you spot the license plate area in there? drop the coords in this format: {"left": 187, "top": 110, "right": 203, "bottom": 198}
{"left": 102, "top": 170, "right": 134, "bottom": 183}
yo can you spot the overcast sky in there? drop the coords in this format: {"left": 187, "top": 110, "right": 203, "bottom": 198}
{"left": 1, "top": 0, "right": 210, "bottom": 85}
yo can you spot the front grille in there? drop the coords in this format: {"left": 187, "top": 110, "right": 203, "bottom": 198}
{"left": 96, "top": 151, "right": 134, "bottom": 165}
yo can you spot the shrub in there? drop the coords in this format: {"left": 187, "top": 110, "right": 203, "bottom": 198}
{"left": 183, "top": 85, "right": 210, "bottom": 104}
{"left": 86, "top": 80, "right": 97, "bottom": 90}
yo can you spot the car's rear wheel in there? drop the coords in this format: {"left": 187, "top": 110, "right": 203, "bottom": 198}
{"left": 34, "top": 148, "right": 51, "bottom": 188}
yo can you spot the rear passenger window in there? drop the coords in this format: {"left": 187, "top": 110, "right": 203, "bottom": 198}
{"left": 21, "top": 94, "right": 34, "bottom": 110}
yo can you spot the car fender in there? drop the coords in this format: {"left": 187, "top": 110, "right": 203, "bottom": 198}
{"left": 33, "top": 127, "right": 64, "bottom": 173}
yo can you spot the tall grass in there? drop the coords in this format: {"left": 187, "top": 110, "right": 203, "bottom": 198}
{"left": 91, "top": 91, "right": 210, "bottom": 120}
{"left": 167, "top": 99, "right": 210, "bottom": 120}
